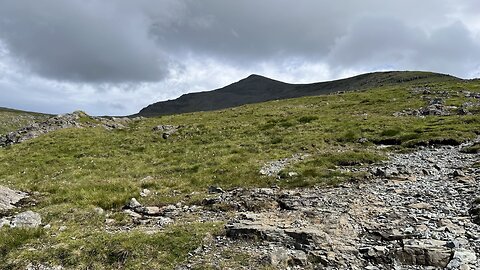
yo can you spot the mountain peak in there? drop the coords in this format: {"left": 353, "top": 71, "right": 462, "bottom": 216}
{"left": 242, "top": 74, "right": 272, "bottom": 81}
{"left": 137, "top": 71, "right": 460, "bottom": 117}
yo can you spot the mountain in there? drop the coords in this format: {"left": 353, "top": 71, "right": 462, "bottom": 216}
{"left": 137, "top": 71, "right": 459, "bottom": 117}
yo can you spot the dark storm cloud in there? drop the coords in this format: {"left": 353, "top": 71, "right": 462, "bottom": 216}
{"left": 0, "top": 0, "right": 479, "bottom": 115}
{"left": 1, "top": 0, "right": 470, "bottom": 84}
{"left": 151, "top": 0, "right": 455, "bottom": 64}
{"left": 0, "top": 0, "right": 175, "bottom": 83}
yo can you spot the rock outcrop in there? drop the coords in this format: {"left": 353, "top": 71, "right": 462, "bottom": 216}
{"left": 0, "top": 111, "right": 141, "bottom": 147}
{"left": 0, "top": 186, "right": 28, "bottom": 212}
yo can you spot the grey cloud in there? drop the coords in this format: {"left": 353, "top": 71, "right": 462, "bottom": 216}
{"left": 326, "top": 17, "right": 480, "bottom": 76}
{"left": 0, "top": 0, "right": 479, "bottom": 115}
{"left": 0, "top": 0, "right": 171, "bottom": 83}
{"left": 0, "top": 0, "right": 476, "bottom": 83}
{"left": 150, "top": 0, "right": 454, "bottom": 63}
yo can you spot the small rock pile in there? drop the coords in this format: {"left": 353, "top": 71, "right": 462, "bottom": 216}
{"left": 395, "top": 89, "right": 479, "bottom": 117}
{"left": 152, "top": 125, "right": 181, "bottom": 139}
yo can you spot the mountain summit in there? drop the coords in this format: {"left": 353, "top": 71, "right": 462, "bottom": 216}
{"left": 137, "top": 71, "right": 458, "bottom": 117}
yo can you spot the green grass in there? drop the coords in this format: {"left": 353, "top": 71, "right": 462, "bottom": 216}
{"left": 0, "top": 78, "right": 479, "bottom": 268}
{"left": 0, "top": 222, "right": 221, "bottom": 269}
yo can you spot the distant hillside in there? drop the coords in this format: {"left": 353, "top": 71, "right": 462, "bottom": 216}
{"left": 0, "top": 107, "right": 50, "bottom": 134}
{"left": 138, "top": 71, "right": 460, "bottom": 117}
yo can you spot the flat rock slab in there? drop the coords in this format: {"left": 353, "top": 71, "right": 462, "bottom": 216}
{"left": 0, "top": 186, "right": 28, "bottom": 211}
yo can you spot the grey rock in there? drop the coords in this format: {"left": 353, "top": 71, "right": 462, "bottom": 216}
{"left": 394, "top": 239, "right": 452, "bottom": 268}
{"left": 127, "top": 198, "right": 142, "bottom": 209}
{"left": 152, "top": 125, "right": 180, "bottom": 139}
{"left": 93, "top": 207, "right": 104, "bottom": 215}
{"left": 12, "top": 211, "right": 42, "bottom": 228}
{"left": 0, "top": 217, "right": 10, "bottom": 228}
{"left": 0, "top": 186, "right": 28, "bottom": 211}
{"left": 447, "top": 249, "right": 477, "bottom": 269}
{"left": 267, "top": 248, "right": 308, "bottom": 267}
{"left": 140, "top": 189, "right": 152, "bottom": 197}
{"left": 26, "top": 264, "right": 63, "bottom": 270}
{"left": 259, "top": 154, "right": 310, "bottom": 177}
{"left": 208, "top": 186, "right": 225, "bottom": 194}
{"left": 157, "top": 217, "right": 174, "bottom": 227}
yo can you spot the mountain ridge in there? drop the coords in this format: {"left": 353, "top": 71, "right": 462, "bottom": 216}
{"left": 137, "top": 71, "right": 460, "bottom": 117}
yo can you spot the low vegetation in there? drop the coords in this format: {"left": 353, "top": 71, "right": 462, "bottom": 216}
{"left": 0, "top": 74, "right": 479, "bottom": 268}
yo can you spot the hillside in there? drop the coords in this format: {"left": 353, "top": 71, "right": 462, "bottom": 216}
{"left": 138, "top": 71, "right": 460, "bottom": 117}
{"left": 0, "top": 107, "right": 50, "bottom": 134}
{"left": 0, "top": 75, "right": 479, "bottom": 269}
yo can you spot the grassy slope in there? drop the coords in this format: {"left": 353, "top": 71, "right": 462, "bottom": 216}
{"left": 0, "top": 77, "right": 479, "bottom": 268}
{"left": 0, "top": 107, "right": 50, "bottom": 134}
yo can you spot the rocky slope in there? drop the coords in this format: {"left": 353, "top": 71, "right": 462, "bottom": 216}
{"left": 117, "top": 140, "right": 480, "bottom": 269}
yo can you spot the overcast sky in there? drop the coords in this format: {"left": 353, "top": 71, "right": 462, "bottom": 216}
{"left": 0, "top": 0, "right": 479, "bottom": 115}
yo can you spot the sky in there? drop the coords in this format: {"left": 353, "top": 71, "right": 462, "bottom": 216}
{"left": 0, "top": 0, "right": 479, "bottom": 116}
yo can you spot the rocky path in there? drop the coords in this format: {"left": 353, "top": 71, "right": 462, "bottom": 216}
{"left": 157, "top": 143, "right": 479, "bottom": 269}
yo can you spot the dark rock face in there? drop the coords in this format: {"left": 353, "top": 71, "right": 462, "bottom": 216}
{"left": 137, "top": 71, "right": 459, "bottom": 117}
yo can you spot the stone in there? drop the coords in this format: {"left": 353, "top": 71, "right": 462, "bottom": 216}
{"left": 358, "top": 138, "right": 369, "bottom": 144}
{"left": 394, "top": 239, "right": 452, "bottom": 268}
{"left": 447, "top": 249, "right": 477, "bottom": 269}
{"left": 0, "top": 217, "right": 10, "bottom": 228}
{"left": 208, "top": 186, "right": 225, "bottom": 194}
{"left": 143, "top": 207, "right": 161, "bottom": 216}
{"left": 93, "top": 207, "right": 104, "bottom": 215}
{"left": 12, "top": 211, "right": 42, "bottom": 228}
{"left": 267, "top": 249, "right": 291, "bottom": 267}
{"left": 408, "top": 202, "right": 432, "bottom": 210}
{"left": 267, "top": 248, "right": 308, "bottom": 267}
{"left": 140, "top": 189, "right": 151, "bottom": 197}
{"left": 26, "top": 264, "right": 63, "bottom": 270}
{"left": 453, "top": 170, "right": 465, "bottom": 177}
{"left": 127, "top": 198, "right": 142, "bottom": 209}
{"left": 157, "top": 217, "right": 174, "bottom": 226}
{"left": 0, "top": 186, "right": 28, "bottom": 211}
{"left": 259, "top": 154, "right": 310, "bottom": 177}
{"left": 152, "top": 125, "right": 179, "bottom": 139}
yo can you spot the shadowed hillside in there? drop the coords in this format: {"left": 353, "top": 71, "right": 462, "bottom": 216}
{"left": 138, "top": 71, "right": 459, "bottom": 117}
